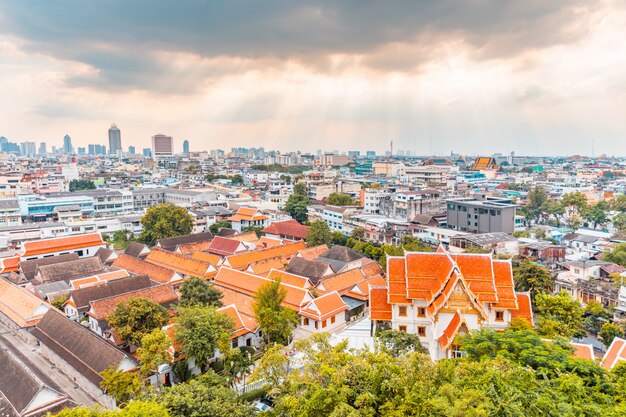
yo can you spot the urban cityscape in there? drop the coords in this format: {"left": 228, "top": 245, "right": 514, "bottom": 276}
{"left": 2, "top": 2, "right": 626, "bottom": 417}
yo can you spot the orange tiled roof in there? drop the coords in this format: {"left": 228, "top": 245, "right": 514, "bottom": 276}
{"left": 20, "top": 233, "right": 105, "bottom": 257}
{"left": 191, "top": 252, "right": 222, "bottom": 265}
{"left": 360, "top": 260, "right": 384, "bottom": 279}
{"left": 405, "top": 252, "right": 454, "bottom": 302}
{"left": 256, "top": 236, "right": 285, "bottom": 249}
{"left": 206, "top": 236, "right": 248, "bottom": 256}
{"left": 112, "top": 253, "right": 178, "bottom": 284}
{"left": 0, "top": 256, "right": 20, "bottom": 273}
{"left": 317, "top": 268, "right": 367, "bottom": 296}
{"left": 146, "top": 248, "right": 216, "bottom": 278}
{"left": 217, "top": 304, "right": 255, "bottom": 338}
{"left": 247, "top": 255, "right": 290, "bottom": 275}
{"left": 602, "top": 337, "right": 626, "bottom": 370}
{"left": 266, "top": 269, "right": 312, "bottom": 289}
{"left": 223, "top": 241, "right": 305, "bottom": 270}
{"left": 228, "top": 207, "right": 269, "bottom": 222}
{"left": 387, "top": 257, "right": 411, "bottom": 304}
{"left": 449, "top": 254, "right": 498, "bottom": 304}
{"left": 261, "top": 220, "right": 309, "bottom": 240}
{"left": 369, "top": 286, "right": 392, "bottom": 321}
{"left": 70, "top": 269, "right": 130, "bottom": 289}
{"left": 297, "top": 245, "right": 329, "bottom": 260}
{"left": 511, "top": 292, "right": 533, "bottom": 325}
{"left": 0, "top": 278, "right": 50, "bottom": 327}
{"left": 177, "top": 240, "right": 213, "bottom": 255}
{"left": 349, "top": 275, "right": 387, "bottom": 300}
{"left": 571, "top": 343, "right": 595, "bottom": 361}
{"left": 213, "top": 267, "right": 312, "bottom": 310}
{"left": 229, "top": 231, "right": 260, "bottom": 243}
{"left": 491, "top": 260, "right": 518, "bottom": 309}
{"left": 438, "top": 311, "right": 463, "bottom": 350}
{"left": 300, "top": 291, "right": 348, "bottom": 321}
{"left": 219, "top": 286, "right": 259, "bottom": 331}
{"left": 88, "top": 284, "right": 177, "bottom": 321}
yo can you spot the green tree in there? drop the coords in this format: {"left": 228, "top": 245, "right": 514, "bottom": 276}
{"left": 326, "top": 192, "right": 358, "bottom": 206}
{"left": 108, "top": 298, "right": 169, "bottom": 346}
{"left": 350, "top": 226, "right": 365, "bottom": 241}
{"left": 613, "top": 212, "right": 626, "bottom": 234}
{"left": 137, "top": 329, "right": 171, "bottom": 376}
{"left": 179, "top": 277, "right": 223, "bottom": 308}
{"left": 584, "top": 201, "right": 610, "bottom": 229}
{"left": 542, "top": 200, "right": 565, "bottom": 227}
{"left": 535, "top": 291, "right": 585, "bottom": 339}
{"left": 612, "top": 194, "right": 626, "bottom": 213}
{"left": 376, "top": 329, "right": 426, "bottom": 357}
{"left": 175, "top": 306, "right": 233, "bottom": 370}
{"left": 252, "top": 279, "right": 299, "bottom": 346}
{"left": 600, "top": 322, "right": 624, "bottom": 347}
{"left": 561, "top": 191, "right": 588, "bottom": 227}
{"left": 605, "top": 243, "right": 626, "bottom": 267}
{"left": 140, "top": 203, "right": 194, "bottom": 246}
{"left": 583, "top": 300, "right": 611, "bottom": 334}
{"left": 100, "top": 367, "right": 143, "bottom": 407}
{"left": 512, "top": 259, "right": 553, "bottom": 301}
{"left": 284, "top": 193, "right": 309, "bottom": 224}
{"left": 69, "top": 179, "right": 96, "bottom": 191}
{"left": 153, "top": 371, "right": 254, "bottom": 417}
{"left": 523, "top": 186, "right": 548, "bottom": 223}
{"left": 293, "top": 181, "right": 307, "bottom": 196}
{"left": 209, "top": 221, "right": 232, "bottom": 235}
{"left": 306, "top": 219, "right": 331, "bottom": 246}
{"left": 55, "top": 401, "right": 170, "bottom": 417}
{"left": 330, "top": 231, "right": 348, "bottom": 246}
{"left": 229, "top": 174, "right": 243, "bottom": 184}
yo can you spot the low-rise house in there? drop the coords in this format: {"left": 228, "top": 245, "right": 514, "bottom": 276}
{"left": 299, "top": 291, "right": 349, "bottom": 333}
{"left": 87, "top": 284, "right": 178, "bottom": 342}
{"left": 262, "top": 220, "right": 309, "bottom": 241}
{"left": 520, "top": 242, "right": 566, "bottom": 263}
{"left": 601, "top": 337, "right": 626, "bottom": 370}
{"left": 156, "top": 231, "right": 213, "bottom": 252}
{"left": 448, "top": 232, "right": 518, "bottom": 256}
{"left": 0, "top": 342, "right": 73, "bottom": 417}
{"left": 205, "top": 236, "right": 249, "bottom": 257}
{"left": 369, "top": 251, "right": 533, "bottom": 360}
{"left": 145, "top": 248, "right": 217, "bottom": 279}
{"left": 228, "top": 207, "right": 269, "bottom": 232}
{"left": 112, "top": 254, "right": 183, "bottom": 285}
{"left": 220, "top": 240, "right": 305, "bottom": 270}
{"left": 95, "top": 247, "right": 118, "bottom": 265}
{"left": 123, "top": 242, "right": 150, "bottom": 259}
{"left": 31, "top": 310, "right": 138, "bottom": 408}
{"left": 19, "top": 233, "right": 107, "bottom": 261}
{"left": 32, "top": 257, "right": 104, "bottom": 286}
{"left": 285, "top": 257, "right": 335, "bottom": 285}
{"left": 64, "top": 275, "right": 153, "bottom": 320}
{"left": 11, "top": 254, "right": 79, "bottom": 286}
{"left": 0, "top": 278, "right": 50, "bottom": 330}
{"left": 217, "top": 304, "right": 262, "bottom": 349}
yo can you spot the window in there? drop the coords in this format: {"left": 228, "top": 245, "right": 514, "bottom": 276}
{"left": 398, "top": 325, "right": 407, "bottom": 332}
{"left": 303, "top": 318, "right": 309, "bottom": 326}
{"left": 417, "top": 326, "right": 426, "bottom": 337}
{"left": 331, "top": 316, "right": 336, "bottom": 324}
{"left": 495, "top": 311, "right": 504, "bottom": 321}
{"left": 232, "top": 339, "right": 239, "bottom": 348}
{"left": 314, "top": 321, "right": 319, "bottom": 329}
{"left": 322, "top": 319, "right": 327, "bottom": 328}
{"left": 418, "top": 307, "right": 426, "bottom": 317}
{"left": 398, "top": 306, "right": 407, "bottom": 317}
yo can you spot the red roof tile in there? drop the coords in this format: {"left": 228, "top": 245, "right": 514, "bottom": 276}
{"left": 146, "top": 248, "right": 216, "bottom": 278}
{"left": 602, "top": 337, "right": 626, "bottom": 370}
{"left": 112, "top": 254, "right": 179, "bottom": 284}
{"left": 20, "top": 233, "right": 105, "bottom": 256}
{"left": 369, "top": 286, "right": 392, "bottom": 321}
{"left": 511, "top": 292, "right": 533, "bottom": 325}
{"left": 262, "top": 220, "right": 309, "bottom": 240}
{"left": 438, "top": 311, "right": 463, "bottom": 350}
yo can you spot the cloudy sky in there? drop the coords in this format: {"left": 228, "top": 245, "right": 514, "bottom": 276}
{"left": 1, "top": 1, "right": 626, "bottom": 156}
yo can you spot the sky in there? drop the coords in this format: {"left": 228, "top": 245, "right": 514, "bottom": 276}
{"left": 1, "top": 1, "right": 626, "bottom": 156}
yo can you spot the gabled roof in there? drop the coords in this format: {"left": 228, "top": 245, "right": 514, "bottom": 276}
{"left": 602, "top": 337, "right": 626, "bottom": 370}
{"left": 191, "top": 251, "right": 222, "bottom": 265}
{"left": 0, "top": 342, "right": 71, "bottom": 417}
{"left": 218, "top": 287, "right": 259, "bottom": 331}
{"left": 300, "top": 291, "right": 348, "bottom": 321}
{"left": 296, "top": 245, "right": 329, "bottom": 260}
{"left": 157, "top": 231, "right": 213, "bottom": 252}
{"left": 438, "top": 311, "right": 466, "bottom": 350}
{"left": 404, "top": 252, "right": 454, "bottom": 302}
{"left": 31, "top": 310, "right": 137, "bottom": 386}
{"left": 0, "top": 256, "right": 20, "bottom": 274}
{"left": 176, "top": 240, "right": 213, "bottom": 255}
{"left": 369, "top": 286, "right": 392, "bottom": 321}
{"left": 449, "top": 254, "right": 498, "bottom": 304}
{"left": 228, "top": 207, "right": 269, "bottom": 222}
{"left": 256, "top": 236, "right": 285, "bottom": 249}
{"left": 246, "top": 255, "right": 291, "bottom": 275}
{"left": 205, "top": 236, "right": 248, "bottom": 256}
{"left": 262, "top": 220, "right": 309, "bottom": 240}
{"left": 216, "top": 304, "right": 256, "bottom": 338}
{"left": 317, "top": 268, "right": 368, "bottom": 296}
{"left": 112, "top": 254, "right": 179, "bottom": 284}
{"left": 145, "top": 248, "right": 216, "bottom": 278}
{"left": 34, "top": 257, "right": 104, "bottom": 285}
{"left": 318, "top": 245, "right": 364, "bottom": 263}
{"left": 95, "top": 247, "right": 117, "bottom": 264}
{"left": 223, "top": 241, "right": 305, "bottom": 270}
{"left": 387, "top": 257, "right": 411, "bottom": 304}
{"left": 266, "top": 269, "right": 313, "bottom": 289}
{"left": 285, "top": 257, "right": 334, "bottom": 285}
{"left": 571, "top": 342, "right": 595, "bottom": 361}
{"left": 69, "top": 275, "right": 153, "bottom": 312}
{"left": 213, "top": 267, "right": 312, "bottom": 310}
{"left": 19, "top": 254, "right": 80, "bottom": 282}
{"left": 20, "top": 233, "right": 105, "bottom": 257}
{"left": 88, "top": 284, "right": 178, "bottom": 321}
{"left": 491, "top": 260, "right": 518, "bottom": 310}
{"left": 124, "top": 242, "right": 150, "bottom": 258}
{"left": 69, "top": 269, "right": 130, "bottom": 289}
{"left": 511, "top": 292, "right": 533, "bottom": 325}
{"left": 0, "top": 278, "right": 50, "bottom": 327}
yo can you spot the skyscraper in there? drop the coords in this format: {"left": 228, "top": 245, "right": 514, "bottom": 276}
{"left": 143, "top": 148, "right": 152, "bottom": 157}
{"left": 108, "top": 123, "right": 122, "bottom": 155}
{"left": 88, "top": 144, "right": 95, "bottom": 155}
{"left": 128, "top": 146, "right": 136, "bottom": 154}
{"left": 182, "top": 139, "right": 189, "bottom": 155}
{"left": 38, "top": 142, "right": 47, "bottom": 155}
{"left": 152, "top": 134, "right": 173, "bottom": 162}
{"left": 63, "top": 134, "right": 73, "bottom": 154}
{"left": 20, "top": 141, "right": 36, "bottom": 156}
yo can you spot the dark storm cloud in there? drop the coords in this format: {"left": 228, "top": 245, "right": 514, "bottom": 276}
{"left": 0, "top": 0, "right": 597, "bottom": 92}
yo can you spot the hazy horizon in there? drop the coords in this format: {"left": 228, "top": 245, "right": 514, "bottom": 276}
{"left": 1, "top": 1, "right": 626, "bottom": 156}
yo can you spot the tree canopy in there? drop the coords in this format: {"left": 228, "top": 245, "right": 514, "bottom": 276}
{"left": 178, "top": 277, "right": 224, "bottom": 308}
{"left": 69, "top": 179, "right": 96, "bottom": 191}
{"left": 604, "top": 243, "right": 626, "bottom": 267}
{"left": 137, "top": 330, "right": 171, "bottom": 376}
{"left": 253, "top": 279, "right": 299, "bottom": 346}
{"left": 284, "top": 189, "right": 309, "bottom": 224}
{"left": 326, "top": 192, "right": 358, "bottom": 206}
{"left": 535, "top": 291, "right": 585, "bottom": 339}
{"left": 512, "top": 258, "right": 552, "bottom": 301}
{"left": 306, "top": 220, "right": 332, "bottom": 247}
{"left": 108, "top": 297, "right": 169, "bottom": 346}
{"left": 140, "top": 203, "right": 194, "bottom": 246}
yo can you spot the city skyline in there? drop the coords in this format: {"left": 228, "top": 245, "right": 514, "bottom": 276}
{"left": 1, "top": 1, "right": 626, "bottom": 156}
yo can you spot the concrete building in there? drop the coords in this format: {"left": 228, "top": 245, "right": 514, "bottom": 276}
{"left": 132, "top": 188, "right": 167, "bottom": 212}
{"left": 182, "top": 139, "right": 190, "bottom": 155}
{"left": 380, "top": 189, "right": 445, "bottom": 222}
{"left": 63, "top": 134, "right": 73, "bottom": 154}
{"left": 446, "top": 197, "right": 517, "bottom": 234}
{"left": 152, "top": 133, "right": 174, "bottom": 163}
{"left": 108, "top": 123, "right": 122, "bottom": 155}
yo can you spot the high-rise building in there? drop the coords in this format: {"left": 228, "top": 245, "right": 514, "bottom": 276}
{"left": 143, "top": 148, "right": 152, "bottom": 157}
{"left": 38, "top": 142, "right": 47, "bottom": 155}
{"left": 108, "top": 123, "right": 122, "bottom": 155}
{"left": 77, "top": 147, "right": 86, "bottom": 155}
{"left": 366, "top": 151, "right": 376, "bottom": 157}
{"left": 63, "top": 134, "right": 73, "bottom": 154}
{"left": 20, "top": 141, "right": 36, "bottom": 156}
{"left": 182, "top": 139, "right": 189, "bottom": 155}
{"left": 88, "top": 144, "right": 96, "bottom": 155}
{"left": 128, "top": 146, "right": 136, "bottom": 154}
{"left": 152, "top": 134, "right": 173, "bottom": 161}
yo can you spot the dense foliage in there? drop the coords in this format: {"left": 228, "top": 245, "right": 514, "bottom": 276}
{"left": 140, "top": 203, "right": 195, "bottom": 246}
{"left": 284, "top": 183, "right": 309, "bottom": 223}
{"left": 108, "top": 298, "right": 169, "bottom": 346}
{"left": 178, "top": 277, "right": 224, "bottom": 308}
{"left": 69, "top": 179, "right": 96, "bottom": 191}
{"left": 306, "top": 220, "right": 332, "bottom": 246}
{"left": 253, "top": 279, "right": 299, "bottom": 346}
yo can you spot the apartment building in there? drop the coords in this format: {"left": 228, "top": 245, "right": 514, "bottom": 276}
{"left": 446, "top": 197, "right": 517, "bottom": 234}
